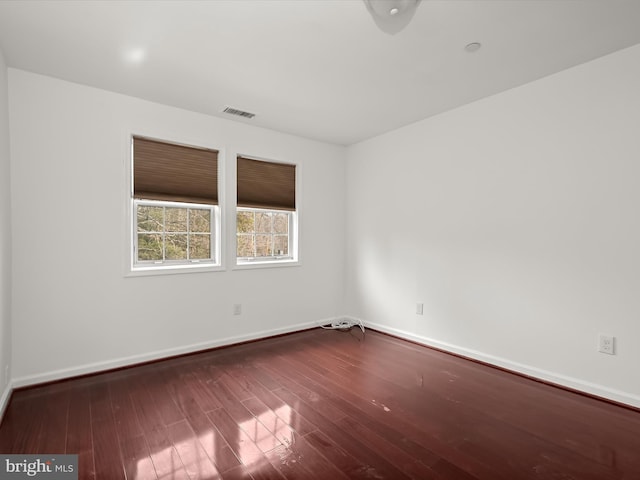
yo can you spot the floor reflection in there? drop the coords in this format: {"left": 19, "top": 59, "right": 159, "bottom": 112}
{"left": 130, "top": 403, "right": 296, "bottom": 479}
{"left": 135, "top": 445, "right": 188, "bottom": 480}
{"left": 239, "top": 404, "right": 294, "bottom": 453}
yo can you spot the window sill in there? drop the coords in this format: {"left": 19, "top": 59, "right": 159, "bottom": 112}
{"left": 233, "top": 259, "right": 300, "bottom": 271}
{"left": 126, "top": 263, "right": 224, "bottom": 277}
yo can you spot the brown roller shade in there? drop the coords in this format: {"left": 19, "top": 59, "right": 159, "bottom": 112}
{"left": 237, "top": 157, "right": 296, "bottom": 211}
{"left": 133, "top": 136, "right": 218, "bottom": 205}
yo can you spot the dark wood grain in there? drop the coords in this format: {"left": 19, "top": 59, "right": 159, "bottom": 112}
{"left": 1, "top": 328, "right": 639, "bottom": 479}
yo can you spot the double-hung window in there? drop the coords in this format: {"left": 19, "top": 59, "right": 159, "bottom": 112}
{"left": 132, "top": 136, "right": 220, "bottom": 270}
{"left": 236, "top": 156, "right": 297, "bottom": 264}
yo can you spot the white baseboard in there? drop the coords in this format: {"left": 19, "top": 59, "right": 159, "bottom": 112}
{"left": 12, "top": 318, "right": 328, "bottom": 389}
{"left": 0, "top": 381, "right": 12, "bottom": 420}
{"left": 353, "top": 317, "right": 640, "bottom": 410}
{"left": 12, "top": 315, "right": 639, "bottom": 410}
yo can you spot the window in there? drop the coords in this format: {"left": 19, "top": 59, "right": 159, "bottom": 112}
{"left": 237, "top": 208, "right": 292, "bottom": 260}
{"left": 132, "top": 136, "right": 220, "bottom": 270}
{"left": 135, "top": 200, "right": 216, "bottom": 264}
{"left": 236, "top": 156, "right": 297, "bottom": 264}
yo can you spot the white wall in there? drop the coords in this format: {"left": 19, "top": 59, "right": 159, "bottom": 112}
{"left": 9, "top": 69, "right": 346, "bottom": 384}
{"left": 346, "top": 44, "right": 640, "bottom": 407}
{"left": 0, "top": 49, "right": 12, "bottom": 408}
{"left": 8, "top": 44, "right": 640, "bottom": 409}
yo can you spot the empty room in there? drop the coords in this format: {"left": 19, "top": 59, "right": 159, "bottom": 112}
{"left": 0, "top": 1, "right": 639, "bottom": 479}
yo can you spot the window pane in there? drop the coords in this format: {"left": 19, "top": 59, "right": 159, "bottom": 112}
{"left": 237, "top": 211, "right": 255, "bottom": 234}
{"left": 255, "top": 212, "right": 272, "bottom": 233}
{"left": 273, "top": 213, "right": 288, "bottom": 234}
{"left": 137, "top": 233, "right": 163, "bottom": 261}
{"left": 235, "top": 209, "right": 294, "bottom": 263}
{"left": 135, "top": 201, "right": 218, "bottom": 268}
{"left": 255, "top": 234, "right": 272, "bottom": 257}
{"left": 189, "top": 208, "right": 210, "bottom": 233}
{"left": 137, "top": 206, "right": 163, "bottom": 233}
{"left": 165, "top": 233, "right": 188, "bottom": 260}
{"left": 274, "top": 235, "right": 288, "bottom": 256}
{"left": 237, "top": 235, "right": 254, "bottom": 257}
{"left": 166, "top": 207, "right": 188, "bottom": 232}
{"left": 189, "top": 234, "right": 210, "bottom": 259}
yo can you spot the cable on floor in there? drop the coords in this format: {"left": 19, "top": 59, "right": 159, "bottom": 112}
{"left": 320, "top": 318, "right": 365, "bottom": 337}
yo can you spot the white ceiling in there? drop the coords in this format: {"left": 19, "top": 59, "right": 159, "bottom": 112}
{"left": 1, "top": 0, "right": 639, "bottom": 145}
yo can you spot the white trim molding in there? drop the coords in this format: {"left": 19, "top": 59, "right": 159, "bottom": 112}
{"left": 11, "top": 319, "right": 327, "bottom": 389}
{"left": 350, "top": 317, "right": 640, "bottom": 410}
{"left": 12, "top": 316, "right": 639, "bottom": 411}
{"left": 0, "top": 381, "right": 12, "bottom": 420}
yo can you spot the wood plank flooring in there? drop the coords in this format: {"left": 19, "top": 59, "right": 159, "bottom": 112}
{"left": 1, "top": 328, "right": 639, "bottom": 479}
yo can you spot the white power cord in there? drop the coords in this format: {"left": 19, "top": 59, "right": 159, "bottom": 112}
{"left": 320, "top": 318, "right": 365, "bottom": 334}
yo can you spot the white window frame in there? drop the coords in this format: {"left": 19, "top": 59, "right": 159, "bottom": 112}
{"left": 235, "top": 207, "right": 298, "bottom": 267}
{"left": 233, "top": 155, "right": 301, "bottom": 269}
{"left": 133, "top": 199, "right": 220, "bottom": 272}
{"left": 125, "top": 133, "right": 225, "bottom": 277}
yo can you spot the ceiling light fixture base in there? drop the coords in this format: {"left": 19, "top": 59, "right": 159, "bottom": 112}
{"left": 364, "top": 0, "right": 422, "bottom": 34}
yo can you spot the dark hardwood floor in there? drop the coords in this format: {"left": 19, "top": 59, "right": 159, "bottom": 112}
{"left": 1, "top": 328, "right": 639, "bottom": 479}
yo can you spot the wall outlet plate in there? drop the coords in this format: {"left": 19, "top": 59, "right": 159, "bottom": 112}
{"left": 598, "top": 334, "right": 615, "bottom": 355}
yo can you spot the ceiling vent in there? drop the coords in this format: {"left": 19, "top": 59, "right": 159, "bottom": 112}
{"left": 222, "top": 106, "right": 256, "bottom": 119}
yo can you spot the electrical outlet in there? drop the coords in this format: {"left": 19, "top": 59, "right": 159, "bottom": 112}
{"left": 233, "top": 304, "right": 242, "bottom": 315}
{"left": 598, "top": 334, "right": 615, "bottom": 355}
{"left": 416, "top": 303, "right": 424, "bottom": 315}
